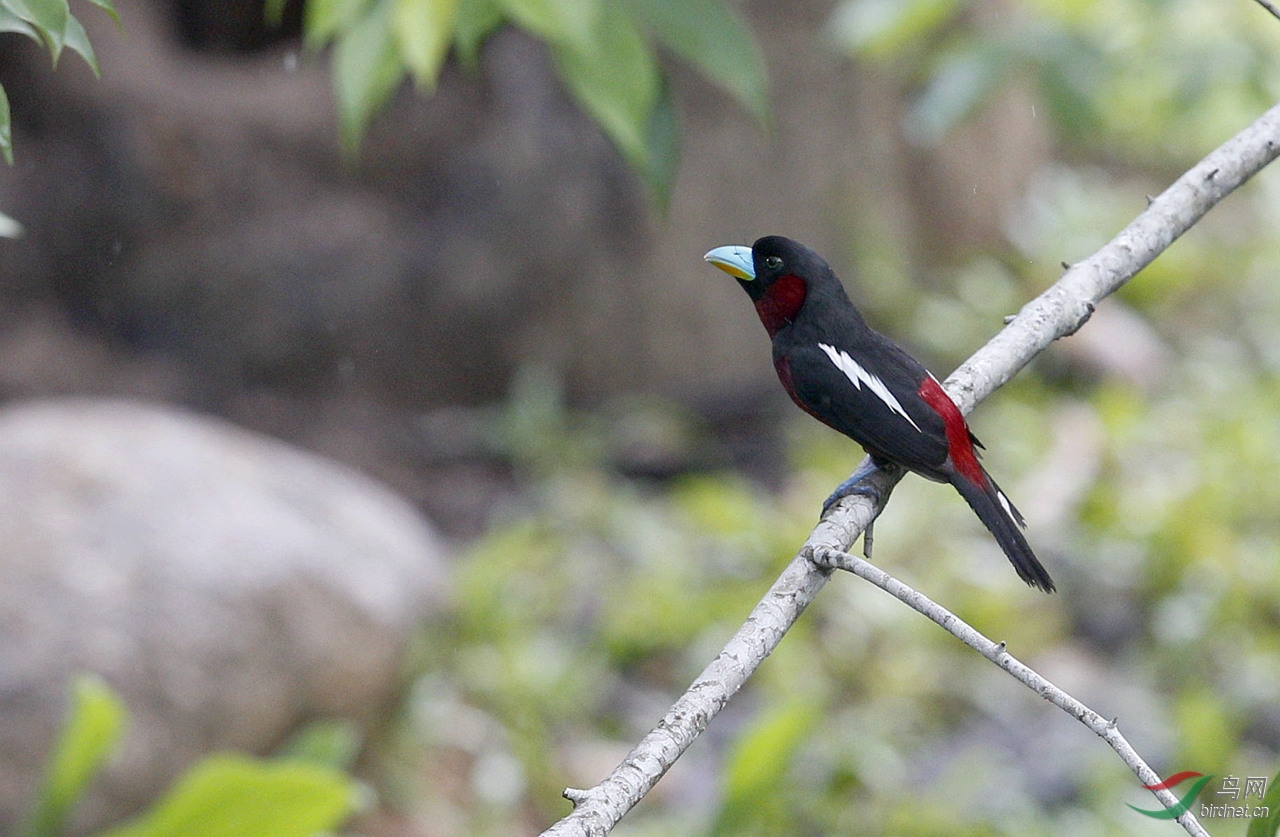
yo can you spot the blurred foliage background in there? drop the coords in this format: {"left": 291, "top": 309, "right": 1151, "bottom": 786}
{"left": 384, "top": 1, "right": 1280, "bottom": 835}
{"left": 6, "top": 0, "right": 1280, "bottom": 835}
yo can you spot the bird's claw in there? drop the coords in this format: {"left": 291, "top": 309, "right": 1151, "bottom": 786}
{"left": 820, "top": 459, "right": 882, "bottom": 516}
{"left": 821, "top": 481, "right": 880, "bottom": 516}
{"left": 821, "top": 460, "right": 887, "bottom": 559}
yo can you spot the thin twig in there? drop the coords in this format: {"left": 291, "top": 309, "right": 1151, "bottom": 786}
{"left": 1253, "top": 0, "right": 1280, "bottom": 23}
{"left": 810, "top": 545, "right": 1211, "bottom": 837}
{"left": 539, "top": 101, "right": 1280, "bottom": 837}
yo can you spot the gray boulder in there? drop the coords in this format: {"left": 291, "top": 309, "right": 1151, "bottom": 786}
{"left": 0, "top": 398, "right": 449, "bottom": 832}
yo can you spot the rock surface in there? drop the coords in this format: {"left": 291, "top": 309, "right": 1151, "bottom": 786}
{"left": 0, "top": 398, "right": 449, "bottom": 833}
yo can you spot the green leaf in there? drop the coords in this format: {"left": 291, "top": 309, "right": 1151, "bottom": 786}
{"left": 264, "top": 0, "right": 290, "bottom": 27}
{"left": 1245, "top": 766, "right": 1280, "bottom": 837}
{"left": 6, "top": 0, "right": 69, "bottom": 63}
{"left": 624, "top": 0, "right": 768, "bottom": 122}
{"left": 394, "top": 0, "right": 460, "bottom": 89}
{"left": 499, "top": 0, "right": 598, "bottom": 48}
{"left": 305, "top": 0, "right": 374, "bottom": 48}
{"left": 830, "top": 0, "right": 960, "bottom": 60}
{"left": 83, "top": 0, "right": 120, "bottom": 27}
{"left": 0, "top": 82, "right": 11, "bottom": 164}
{"left": 452, "top": 0, "right": 503, "bottom": 66}
{"left": 0, "top": 7, "right": 40, "bottom": 39}
{"left": 99, "top": 754, "right": 357, "bottom": 837}
{"left": 332, "top": 1, "right": 406, "bottom": 153}
{"left": 638, "top": 82, "right": 679, "bottom": 207}
{"left": 273, "top": 720, "right": 363, "bottom": 771}
{"left": 20, "top": 674, "right": 126, "bottom": 837}
{"left": 63, "top": 12, "right": 100, "bottom": 76}
{"left": 552, "top": 2, "right": 659, "bottom": 168}
{"left": 712, "top": 700, "right": 816, "bottom": 837}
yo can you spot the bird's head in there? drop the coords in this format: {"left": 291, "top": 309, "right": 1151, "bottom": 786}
{"left": 704, "top": 235, "right": 837, "bottom": 297}
{"left": 705, "top": 235, "right": 837, "bottom": 335}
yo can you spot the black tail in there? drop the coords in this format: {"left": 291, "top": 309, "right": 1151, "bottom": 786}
{"left": 949, "top": 471, "right": 1055, "bottom": 592}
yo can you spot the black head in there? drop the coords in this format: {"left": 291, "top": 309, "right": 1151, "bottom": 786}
{"left": 746, "top": 235, "right": 838, "bottom": 300}
{"left": 705, "top": 235, "right": 838, "bottom": 301}
{"left": 706, "top": 235, "right": 852, "bottom": 337}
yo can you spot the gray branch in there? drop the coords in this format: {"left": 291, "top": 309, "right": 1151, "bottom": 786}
{"left": 809, "top": 544, "right": 1211, "bottom": 837}
{"left": 1253, "top": 0, "right": 1280, "bottom": 24}
{"left": 539, "top": 100, "right": 1280, "bottom": 837}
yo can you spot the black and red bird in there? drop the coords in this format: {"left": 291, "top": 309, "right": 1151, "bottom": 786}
{"left": 705, "top": 235, "right": 1054, "bottom": 592}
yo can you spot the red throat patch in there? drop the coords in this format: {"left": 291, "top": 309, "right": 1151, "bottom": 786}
{"left": 754, "top": 275, "right": 807, "bottom": 336}
{"left": 916, "top": 374, "right": 986, "bottom": 486}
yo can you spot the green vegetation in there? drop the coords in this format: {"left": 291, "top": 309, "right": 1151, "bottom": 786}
{"left": 23, "top": 676, "right": 361, "bottom": 837}
{"left": 282, "top": 0, "right": 768, "bottom": 203}
{"left": 13, "top": 0, "right": 1280, "bottom": 834}
{"left": 832, "top": 0, "right": 1280, "bottom": 158}
{"left": 389, "top": 285, "right": 1280, "bottom": 833}
{"left": 0, "top": 0, "right": 117, "bottom": 164}
{"left": 374, "top": 2, "right": 1280, "bottom": 832}
{"left": 4, "top": 0, "right": 767, "bottom": 205}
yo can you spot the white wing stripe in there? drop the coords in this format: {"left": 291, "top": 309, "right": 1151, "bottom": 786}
{"left": 996, "top": 489, "right": 1015, "bottom": 520}
{"left": 818, "top": 343, "right": 923, "bottom": 432}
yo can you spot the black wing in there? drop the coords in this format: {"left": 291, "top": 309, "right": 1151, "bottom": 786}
{"left": 781, "top": 338, "right": 951, "bottom": 474}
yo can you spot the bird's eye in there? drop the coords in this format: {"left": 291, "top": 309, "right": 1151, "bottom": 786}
{"left": 763, "top": 255, "right": 783, "bottom": 270}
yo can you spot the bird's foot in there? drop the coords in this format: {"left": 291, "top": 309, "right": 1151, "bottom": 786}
{"left": 821, "top": 459, "right": 883, "bottom": 516}
{"left": 822, "top": 459, "right": 891, "bottom": 559}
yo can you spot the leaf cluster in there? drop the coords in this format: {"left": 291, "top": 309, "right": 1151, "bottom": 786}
{"left": 22, "top": 675, "right": 362, "bottom": 837}
{"left": 0, "top": 0, "right": 117, "bottom": 163}
{"left": 384, "top": 101, "right": 1280, "bottom": 835}
{"left": 285, "top": 0, "right": 768, "bottom": 203}
{"left": 832, "top": 0, "right": 1280, "bottom": 160}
